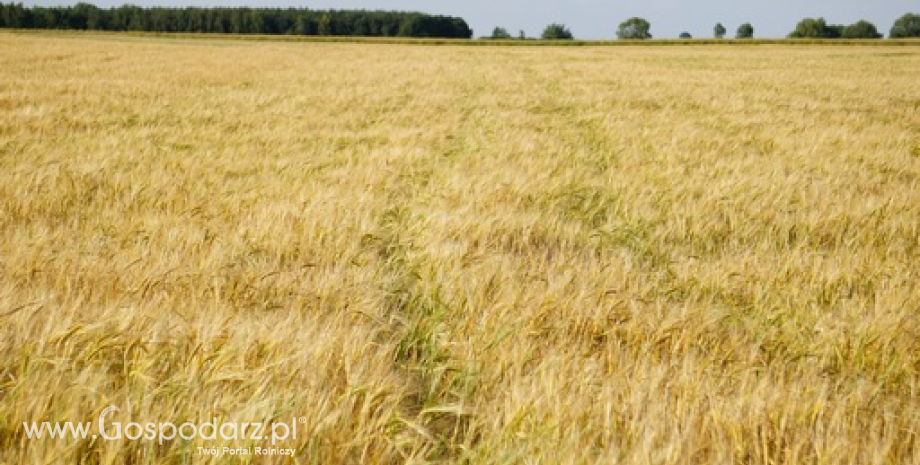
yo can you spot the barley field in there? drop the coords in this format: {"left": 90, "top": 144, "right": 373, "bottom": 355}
{"left": 1, "top": 32, "right": 919, "bottom": 464}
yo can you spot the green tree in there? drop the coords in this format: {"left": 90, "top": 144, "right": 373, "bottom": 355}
{"left": 293, "top": 14, "right": 311, "bottom": 35}
{"left": 31, "top": 7, "right": 53, "bottom": 28}
{"left": 450, "top": 18, "right": 472, "bottom": 38}
{"left": 541, "top": 23, "right": 572, "bottom": 39}
{"left": 490, "top": 26, "right": 511, "bottom": 39}
{"left": 317, "top": 12, "right": 330, "bottom": 35}
{"left": 0, "top": 2, "right": 17, "bottom": 27}
{"left": 890, "top": 13, "right": 920, "bottom": 38}
{"left": 736, "top": 22, "right": 754, "bottom": 38}
{"left": 714, "top": 22, "right": 726, "bottom": 38}
{"left": 617, "top": 17, "right": 651, "bottom": 39}
{"left": 842, "top": 20, "right": 882, "bottom": 39}
{"left": 353, "top": 15, "right": 370, "bottom": 35}
{"left": 247, "top": 9, "right": 264, "bottom": 34}
{"left": 127, "top": 6, "right": 144, "bottom": 31}
{"left": 209, "top": 10, "right": 225, "bottom": 33}
{"left": 789, "top": 17, "right": 842, "bottom": 38}
{"left": 69, "top": 2, "right": 99, "bottom": 29}
{"left": 188, "top": 8, "right": 204, "bottom": 32}
{"left": 397, "top": 15, "right": 420, "bottom": 37}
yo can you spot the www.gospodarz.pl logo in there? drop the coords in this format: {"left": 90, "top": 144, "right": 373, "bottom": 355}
{"left": 23, "top": 406, "right": 305, "bottom": 456}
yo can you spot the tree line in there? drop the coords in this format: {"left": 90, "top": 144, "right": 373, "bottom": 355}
{"left": 492, "top": 18, "right": 751, "bottom": 40}
{"left": 788, "top": 14, "right": 920, "bottom": 39}
{"left": 0, "top": 2, "right": 473, "bottom": 38}
{"left": 491, "top": 13, "right": 920, "bottom": 40}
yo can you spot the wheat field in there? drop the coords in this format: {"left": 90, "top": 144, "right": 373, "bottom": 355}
{"left": 1, "top": 32, "right": 919, "bottom": 464}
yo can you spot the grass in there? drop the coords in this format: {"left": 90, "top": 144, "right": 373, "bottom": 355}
{"left": 1, "top": 31, "right": 918, "bottom": 464}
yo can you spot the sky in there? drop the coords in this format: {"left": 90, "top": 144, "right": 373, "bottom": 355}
{"left": 25, "top": 0, "right": 918, "bottom": 39}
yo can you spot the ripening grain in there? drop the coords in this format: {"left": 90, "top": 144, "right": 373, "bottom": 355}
{"left": 1, "top": 32, "right": 918, "bottom": 464}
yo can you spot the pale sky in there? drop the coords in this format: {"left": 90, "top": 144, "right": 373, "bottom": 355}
{"left": 25, "top": 0, "right": 918, "bottom": 39}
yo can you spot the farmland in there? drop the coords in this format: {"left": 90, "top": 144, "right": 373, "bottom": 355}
{"left": 1, "top": 32, "right": 919, "bottom": 464}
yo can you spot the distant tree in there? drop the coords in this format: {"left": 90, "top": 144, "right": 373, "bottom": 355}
{"left": 890, "top": 13, "right": 920, "bottom": 38}
{"left": 247, "top": 9, "right": 265, "bottom": 34}
{"left": 317, "top": 12, "right": 330, "bottom": 35}
{"left": 1, "top": 2, "right": 26, "bottom": 27}
{"left": 490, "top": 26, "right": 512, "bottom": 39}
{"left": 293, "top": 14, "right": 310, "bottom": 35}
{"left": 127, "top": 6, "right": 145, "bottom": 31}
{"left": 353, "top": 15, "right": 370, "bottom": 35}
{"left": 518, "top": 29, "right": 526, "bottom": 40}
{"left": 679, "top": 32, "right": 692, "bottom": 39}
{"left": 32, "top": 7, "right": 54, "bottom": 28}
{"left": 70, "top": 2, "right": 102, "bottom": 29}
{"left": 541, "top": 23, "right": 573, "bottom": 39}
{"left": 789, "top": 17, "right": 844, "bottom": 38}
{"left": 714, "top": 22, "right": 726, "bottom": 38}
{"left": 736, "top": 22, "right": 754, "bottom": 38}
{"left": 789, "top": 18, "right": 819, "bottom": 38}
{"left": 617, "top": 17, "right": 651, "bottom": 39}
{"left": 450, "top": 18, "right": 473, "bottom": 39}
{"left": 842, "top": 20, "right": 882, "bottom": 39}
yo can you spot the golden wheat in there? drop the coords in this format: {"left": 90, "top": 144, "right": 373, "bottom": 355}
{"left": 1, "top": 32, "right": 918, "bottom": 464}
